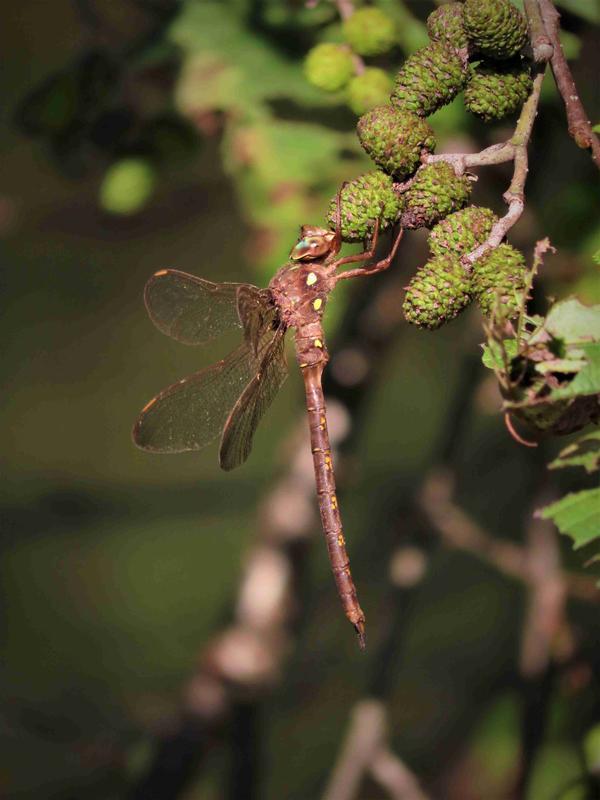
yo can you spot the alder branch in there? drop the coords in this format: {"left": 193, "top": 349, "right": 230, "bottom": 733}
{"left": 418, "top": 468, "right": 599, "bottom": 605}
{"left": 536, "top": 0, "right": 600, "bottom": 169}
{"left": 464, "top": 68, "right": 546, "bottom": 266}
{"left": 424, "top": 67, "right": 545, "bottom": 267}
{"left": 322, "top": 700, "right": 430, "bottom": 800}
{"left": 514, "top": 485, "right": 572, "bottom": 797}
{"left": 523, "top": 0, "right": 554, "bottom": 62}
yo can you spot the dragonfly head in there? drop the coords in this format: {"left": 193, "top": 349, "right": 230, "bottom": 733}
{"left": 289, "top": 226, "right": 337, "bottom": 261}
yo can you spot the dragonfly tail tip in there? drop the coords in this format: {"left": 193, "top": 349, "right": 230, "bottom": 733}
{"left": 354, "top": 622, "right": 366, "bottom": 651}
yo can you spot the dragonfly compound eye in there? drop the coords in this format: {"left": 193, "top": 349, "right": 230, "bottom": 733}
{"left": 290, "top": 235, "right": 332, "bottom": 261}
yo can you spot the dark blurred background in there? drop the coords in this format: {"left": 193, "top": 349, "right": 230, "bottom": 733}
{"left": 1, "top": 1, "right": 599, "bottom": 798}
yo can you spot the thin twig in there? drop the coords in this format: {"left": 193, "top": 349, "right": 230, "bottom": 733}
{"left": 424, "top": 66, "right": 546, "bottom": 267}
{"left": 523, "top": 0, "right": 554, "bottom": 62}
{"left": 322, "top": 700, "right": 429, "bottom": 800}
{"left": 536, "top": 0, "right": 600, "bottom": 169}
{"left": 514, "top": 486, "right": 571, "bottom": 797}
{"left": 418, "top": 468, "right": 599, "bottom": 605}
{"left": 462, "top": 68, "right": 546, "bottom": 266}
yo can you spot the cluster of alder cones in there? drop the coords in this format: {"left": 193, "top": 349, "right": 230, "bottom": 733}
{"left": 306, "top": 0, "right": 533, "bottom": 331}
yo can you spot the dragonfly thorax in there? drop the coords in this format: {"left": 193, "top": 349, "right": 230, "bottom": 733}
{"left": 268, "top": 261, "right": 333, "bottom": 331}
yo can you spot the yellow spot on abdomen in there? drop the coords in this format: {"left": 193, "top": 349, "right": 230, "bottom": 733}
{"left": 331, "top": 494, "right": 338, "bottom": 509}
{"left": 313, "top": 298, "right": 322, "bottom": 311}
{"left": 314, "top": 338, "right": 323, "bottom": 348}
{"left": 306, "top": 272, "right": 317, "bottom": 286}
{"left": 337, "top": 533, "right": 345, "bottom": 547}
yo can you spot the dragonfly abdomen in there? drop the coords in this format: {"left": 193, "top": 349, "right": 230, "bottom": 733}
{"left": 301, "top": 362, "right": 366, "bottom": 648}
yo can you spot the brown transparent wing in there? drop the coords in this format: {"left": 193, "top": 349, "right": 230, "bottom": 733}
{"left": 133, "top": 343, "right": 261, "bottom": 453}
{"left": 144, "top": 269, "right": 263, "bottom": 346}
{"left": 219, "top": 328, "right": 288, "bottom": 471}
{"left": 237, "top": 285, "right": 273, "bottom": 357}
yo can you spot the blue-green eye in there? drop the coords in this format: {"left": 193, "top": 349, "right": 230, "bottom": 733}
{"left": 290, "top": 238, "right": 317, "bottom": 260}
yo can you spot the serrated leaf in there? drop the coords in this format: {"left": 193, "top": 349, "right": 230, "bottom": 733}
{"left": 535, "top": 357, "right": 588, "bottom": 375}
{"left": 549, "top": 431, "right": 600, "bottom": 474}
{"left": 541, "top": 298, "right": 600, "bottom": 344}
{"left": 539, "top": 488, "right": 600, "bottom": 550}
{"left": 482, "top": 339, "right": 518, "bottom": 370}
{"left": 547, "top": 342, "right": 600, "bottom": 400}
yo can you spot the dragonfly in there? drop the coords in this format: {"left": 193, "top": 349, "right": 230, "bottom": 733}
{"left": 133, "top": 188, "right": 404, "bottom": 648}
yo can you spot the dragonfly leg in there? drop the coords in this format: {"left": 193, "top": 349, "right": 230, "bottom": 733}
{"left": 327, "top": 181, "right": 348, "bottom": 260}
{"left": 335, "top": 225, "right": 404, "bottom": 282}
{"left": 329, "top": 216, "right": 381, "bottom": 273}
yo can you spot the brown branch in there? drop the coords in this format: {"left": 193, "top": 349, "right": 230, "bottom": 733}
{"left": 523, "top": 0, "right": 554, "bottom": 62}
{"left": 519, "top": 489, "right": 571, "bottom": 679}
{"left": 322, "top": 700, "right": 430, "bottom": 800}
{"left": 514, "top": 486, "right": 573, "bottom": 797}
{"left": 424, "top": 66, "right": 546, "bottom": 267}
{"left": 536, "top": 0, "right": 600, "bottom": 169}
{"left": 462, "top": 68, "right": 546, "bottom": 266}
{"left": 418, "top": 468, "right": 599, "bottom": 605}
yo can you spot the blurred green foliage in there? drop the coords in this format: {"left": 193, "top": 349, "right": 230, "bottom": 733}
{"left": 2, "top": 1, "right": 600, "bottom": 798}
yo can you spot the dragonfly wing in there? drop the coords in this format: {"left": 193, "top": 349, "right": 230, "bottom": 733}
{"left": 219, "top": 329, "right": 288, "bottom": 471}
{"left": 236, "top": 286, "right": 276, "bottom": 357}
{"left": 133, "top": 343, "right": 260, "bottom": 453}
{"left": 144, "top": 269, "right": 262, "bottom": 345}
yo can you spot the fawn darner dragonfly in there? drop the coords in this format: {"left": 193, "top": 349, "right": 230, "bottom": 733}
{"left": 133, "top": 191, "right": 403, "bottom": 648}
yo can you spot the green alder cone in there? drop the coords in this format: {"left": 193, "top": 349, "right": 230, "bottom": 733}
{"left": 464, "top": 61, "right": 533, "bottom": 121}
{"left": 403, "top": 255, "right": 472, "bottom": 330}
{"left": 326, "top": 170, "right": 403, "bottom": 242}
{"left": 401, "top": 162, "right": 471, "bottom": 229}
{"left": 347, "top": 68, "right": 393, "bottom": 116}
{"left": 342, "top": 8, "right": 396, "bottom": 57}
{"left": 426, "top": 3, "right": 469, "bottom": 51}
{"left": 357, "top": 105, "right": 436, "bottom": 178}
{"left": 429, "top": 206, "right": 498, "bottom": 258}
{"left": 390, "top": 41, "right": 467, "bottom": 117}
{"left": 463, "top": 0, "right": 528, "bottom": 60}
{"left": 304, "top": 43, "right": 355, "bottom": 92}
{"left": 472, "top": 243, "right": 527, "bottom": 318}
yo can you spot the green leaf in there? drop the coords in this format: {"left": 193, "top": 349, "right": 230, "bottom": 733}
{"left": 534, "top": 357, "right": 588, "bottom": 375}
{"left": 548, "top": 342, "right": 600, "bottom": 400}
{"left": 170, "top": 0, "right": 328, "bottom": 112}
{"left": 481, "top": 339, "right": 518, "bottom": 370}
{"left": 540, "top": 298, "right": 600, "bottom": 344}
{"left": 539, "top": 488, "right": 600, "bottom": 550}
{"left": 549, "top": 431, "right": 600, "bottom": 474}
